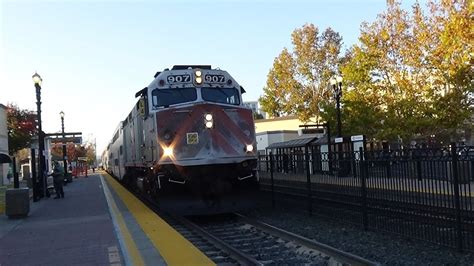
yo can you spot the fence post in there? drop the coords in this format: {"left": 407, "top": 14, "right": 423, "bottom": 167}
{"left": 359, "top": 147, "right": 368, "bottom": 231}
{"left": 270, "top": 152, "right": 275, "bottom": 209}
{"left": 13, "top": 157, "right": 19, "bottom": 189}
{"left": 416, "top": 149, "right": 423, "bottom": 181}
{"left": 266, "top": 154, "right": 269, "bottom": 172}
{"left": 327, "top": 123, "right": 333, "bottom": 175}
{"left": 305, "top": 146, "right": 312, "bottom": 216}
{"left": 386, "top": 156, "right": 392, "bottom": 179}
{"left": 450, "top": 142, "right": 463, "bottom": 252}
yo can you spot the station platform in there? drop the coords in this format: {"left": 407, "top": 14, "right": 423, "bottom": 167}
{"left": 0, "top": 172, "right": 214, "bottom": 266}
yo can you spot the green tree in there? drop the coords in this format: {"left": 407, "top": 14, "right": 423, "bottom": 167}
{"left": 259, "top": 48, "right": 296, "bottom": 118}
{"left": 341, "top": 0, "right": 473, "bottom": 143}
{"left": 260, "top": 24, "right": 344, "bottom": 122}
{"left": 420, "top": 0, "right": 473, "bottom": 142}
{"left": 7, "top": 103, "right": 37, "bottom": 154}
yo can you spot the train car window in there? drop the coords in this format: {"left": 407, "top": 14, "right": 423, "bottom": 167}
{"left": 119, "top": 145, "right": 123, "bottom": 155}
{"left": 201, "top": 87, "right": 240, "bottom": 105}
{"left": 152, "top": 88, "right": 197, "bottom": 107}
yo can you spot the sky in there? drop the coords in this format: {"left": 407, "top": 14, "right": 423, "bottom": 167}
{"left": 1, "top": 0, "right": 422, "bottom": 154}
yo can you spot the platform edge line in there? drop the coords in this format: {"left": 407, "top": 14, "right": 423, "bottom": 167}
{"left": 100, "top": 174, "right": 145, "bottom": 266}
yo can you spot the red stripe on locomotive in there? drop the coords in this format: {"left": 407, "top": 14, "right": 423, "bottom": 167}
{"left": 155, "top": 104, "right": 254, "bottom": 160}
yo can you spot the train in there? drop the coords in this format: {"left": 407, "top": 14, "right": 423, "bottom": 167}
{"left": 103, "top": 65, "right": 259, "bottom": 215}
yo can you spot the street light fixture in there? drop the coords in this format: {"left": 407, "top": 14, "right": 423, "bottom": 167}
{"left": 32, "top": 72, "right": 46, "bottom": 199}
{"left": 60, "top": 111, "right": 68, "bottom": 177}
{"left": 32, "top": 72, "right": 42, "bottom": 85}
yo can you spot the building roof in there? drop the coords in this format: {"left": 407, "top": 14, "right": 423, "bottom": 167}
{"left": 315, "top": 135, "right": 352, "bottom": 145}
{"left": 255, "top": 116, "right": 298, "bottom": 123}
{"left": 0, "top": 103, "right": 6, "bottom": 109}
{"left": 267, "top": 137, "right": 318, "bottom": 149}
{"left": 256, "top": 130, "right": 298, "bottom": 136}
{"left": 267, "top": 134, "right": 353, "bottom": 149}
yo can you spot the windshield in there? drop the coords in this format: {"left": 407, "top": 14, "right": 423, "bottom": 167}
{"left": 152, "top": 88, "right": 197, "bottom": 107}
{"left": 201, "top": 87, "right": 240, "bottom": 105}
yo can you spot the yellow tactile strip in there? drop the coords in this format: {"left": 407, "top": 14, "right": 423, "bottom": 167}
{"left": 103, "top": 173, "right": 215, "bottom": 266}
{"left": 101, "top": 175, "right": 145, "bottom": 266}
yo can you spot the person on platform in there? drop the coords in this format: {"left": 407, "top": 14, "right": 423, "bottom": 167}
{"left": 51, "top": 161, "right": 65, "bottom": 199}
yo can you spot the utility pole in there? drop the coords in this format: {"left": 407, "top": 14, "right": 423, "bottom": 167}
{"left": 60, "top": 111, "right": 68, "bottom": 176}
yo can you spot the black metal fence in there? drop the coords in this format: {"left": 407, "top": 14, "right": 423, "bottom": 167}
{"left": 257, "top": 144, "right": 474, "bottom": 251}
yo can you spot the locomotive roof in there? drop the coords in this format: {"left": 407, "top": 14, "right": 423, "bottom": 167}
{"left": 171, "top": 65, "right": 212, "bottom": 70}
{"left": 145, "top": 65, "right": 247, "bottom": 94}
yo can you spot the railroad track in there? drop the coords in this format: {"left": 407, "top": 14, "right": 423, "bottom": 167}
{"left": 183, "top": 213, "right": 378, "bottom": 265}
{"left": 123, "top": 181, "right": 378, "bottom": 265}
{"left": 126, "top": 187, "right": 247, "bottom": 264}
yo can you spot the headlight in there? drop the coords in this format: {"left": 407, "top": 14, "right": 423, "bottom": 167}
{"left": 195, "top": 70, "right": 202, "bottom": 85}
{"left": 163, "top": 147, "right": 173, "bottom": 157}
{"left": 246, "top": 144, "right": 254, "bottom": 152}
{"left": 205, "top": 113, "right": 213, "bottom": 128}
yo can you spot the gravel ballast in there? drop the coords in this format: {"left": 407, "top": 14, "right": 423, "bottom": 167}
{"left": 243, "top": 204, "right": 474, "bottom": 265}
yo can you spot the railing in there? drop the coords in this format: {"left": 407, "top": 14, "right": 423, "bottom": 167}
{"left": 257, "top": 143, "right": 474, "bottom": 251}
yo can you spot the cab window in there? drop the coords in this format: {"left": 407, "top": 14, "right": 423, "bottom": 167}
{"left": 201, "top": 87, "right": 240, "bottom": 105}
{"left": 152, "top": 88, "right": 197, "bottom": 107}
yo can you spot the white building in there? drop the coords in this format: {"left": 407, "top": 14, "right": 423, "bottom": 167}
{"left": 256, "top": 130, "right": 301, "bottom": 154}
{"left": 254, "top": 116, "right": 326, "bottom": 154}
{"left": 0, "top": 104, "right": 10, "bottom": 186}
{"left": 243, "top": 101, "right": 266, "bottom": 119}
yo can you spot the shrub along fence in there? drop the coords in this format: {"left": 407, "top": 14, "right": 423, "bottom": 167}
{"left": 257, "top": 143, "right": 474, "bottom": 251}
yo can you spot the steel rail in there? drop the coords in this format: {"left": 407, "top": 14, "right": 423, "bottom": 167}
{"left": 174, "top": 215, "right": 263, "bottom": 266}
{"left": 118, "top": 181, "right": 261, "bottom": 265}
{"left": 235, "top": 213, "right": 379, "bottom": 266}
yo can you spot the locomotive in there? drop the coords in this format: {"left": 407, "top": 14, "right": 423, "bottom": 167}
{"left": 104, "top": 65, "right": 259, "bottom": 214}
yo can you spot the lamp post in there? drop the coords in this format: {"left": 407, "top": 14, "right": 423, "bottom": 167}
{"left": 60, "top": 111, "right": 68, "bottom": 176}
{"left": 32, "top": 72, "right": 46, "bottom": 198}
{"left": 330, "top": 75, "right": 344, "bottom": 175}
{"left": 330, "top": 75, "right": 343, "bottom": 137}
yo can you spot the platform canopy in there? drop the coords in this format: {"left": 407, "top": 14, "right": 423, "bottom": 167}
{"left": 267, "top": 137, "right": 318, "bottom": 149}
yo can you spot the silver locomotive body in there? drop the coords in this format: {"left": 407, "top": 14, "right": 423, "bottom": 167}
{"left": 106, "top": 65, "right": 259, "bottom": 214}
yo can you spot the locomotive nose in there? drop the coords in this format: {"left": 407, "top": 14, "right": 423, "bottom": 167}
{"left": 156, "top": 104, "right": 256, "bottom": 162}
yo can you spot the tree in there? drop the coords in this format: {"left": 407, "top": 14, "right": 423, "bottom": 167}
{"left": 253, "top": 112, "right": 264, "bottom": 120}
{"left": 50, "top": 144, "right": 62, "bottom": 159}
{"left": 50, "top": 143, "right": 78, "bottom": 161}
{"left": 6, "top": 103, "right": 37, "bottom": 154}
{"left": 259, "top": 24, "right": 344, "bottom": 122}
{"left": 85, "top": 143, "right": 96, "bottom": 166}
{"left": 420, "top": 0, "right": 473, "bottom": 143}
{"left": 74, "top": 145, "right": 87, "bottom": 162}
{"left": 341, "top": 0, "right": 473, "bottom": 143}
{"left": 260, "top": 1, "right": 472, "bottom": 144}
{"left": 259, "top": 48, "right": 296, "bottom": 118}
